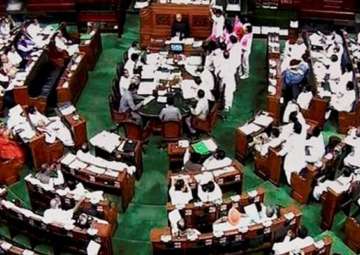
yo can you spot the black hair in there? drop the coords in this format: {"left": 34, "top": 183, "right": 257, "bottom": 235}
{"left": 289, "top": 111, "right": 298, "bottom": 123}
{"left": 293, "top": 121, "right": 302, "bottom": 135}
{"left": 229, "top": 35, "right": 238, "bottom": 44}
{"left": 130, "top": 53, "right": 139, "bottom": 62}
{"left": 312, "top": 127, "right": 321, "bottom": 137}
{"left": 197, "top": 89, "right": 205, "bottom": 98}
{"left": 174, "top": 179, "right": 185, "bottom": 191}
{"left": 131, "top": 41, "right": 138, "bottom": 47}
{"left": 298, "top": 227, "right": 308, "bottom": 238}
{"left": 346, "top": 81, "right": 354, "bottom": 90}
{"left": 128, "top": 83, "right": 137, "bottom": 91}
{"left": 223, "top": 51, "right": 230, "bottom": 59}
{"left": 27, "top": 106, "right": 36, "bottom": 114}
{"left": 343, "top": 167, "right": 352, "bottom": 177}
{"left": 271, "top": 128, "right": 280, "bottom": 138}
{"left": 167, "top": 96, "right": 174, "bottom": 106}
{"left": 330, "top": 54, "right": 338, "bottom": 63}
{"left": 214, "top": 149, "right": 226, "bottom": 160}
{"left": 194, "top": 76, "right": 202, "bottom": 85}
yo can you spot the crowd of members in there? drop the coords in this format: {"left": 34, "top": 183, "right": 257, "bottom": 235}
{"left": 6, "top": 105, "right": 74, "bottom": 146}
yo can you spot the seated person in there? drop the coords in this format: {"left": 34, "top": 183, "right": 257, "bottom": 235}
{"left": 185, "top": 89, "right": 209, "bottom": 134}
{"left": 159, "top": 96, "right": 182, "bottom": 122}
{"left": 305, "top": 127, "right": 325, "bottom": 163}
{"left": 27, "top": 106, "right": 74, "bottom": 146}
{"left": 118, "top": 69, "right": 131, "bottom": 95}
{"left": 6, "top": 45, "right": 23, "bottom": 68}
{"left": 198, "top": 66, "right": 215, "bottom": 101}
{"left": 197, "top": 172, "right": 222, "bottom": 203}
{"left": 128, "top": 41, "right": 141, "bottom": 59}
{"left": 329, "top": 81, "right": 356, "bottom": 113}
{"left": 168, "top": 209, "right": 201, "bottom": 238}
{"left": 213, "top": 205, "right": 252, "bottom": 232}
{"left": 124, "top": 53, "right": 139, "bottom": 78}
{"left": 0, "top": 17, "right": 11, "bottom": 39}
{"left": 16, "top": 34, "right": 36, "bottom": 59}
{"left": 1, "top": 54, "right": 17, "bottom": 78}
{"left": 118, "top": 83, "right": 144, "bottom": 125}
{"left": 344, "top": 128, "right": 360, "bottom": 168}
{"left": 54, "top": 30, "right": 79, "bottom": 56}
{"left": 253, "top": 127, "right": 282, "bottom": 156}
{"left": 272, "top": 227, "right": 314, "bottom": 255}
{"left": 43, "top": 197, "right": 75, "bottom": 226}
{"left": 296, "top": 85, "right": 313, "bottom": 110}
{"left": 34, "top": 163, "right": 64, "bottom": 189}
{"left": 0, "top": 124, "right": 25, "bottom": 165}
{"left": 313, "top": 167, "right": 359, "bottom": 200}
{"left": 202, "top": 149, "right": 232, "bottom": 171}
{"left": 171, "top": 13, "right": 189, "bottom": 40}
{"left": 169, "top": 177, "right": 193, "bottom": 206}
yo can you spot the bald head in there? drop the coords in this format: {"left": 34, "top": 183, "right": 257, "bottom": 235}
{"left": 176, "top": 13, "right": 182, "bottom": 22}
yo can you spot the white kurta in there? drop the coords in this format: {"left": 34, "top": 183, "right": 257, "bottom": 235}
{"left": 305, "top": 134, "right": 325, "bottom": 163}
{"left": 278, "top": 133, "right": 307, "bottom": 184}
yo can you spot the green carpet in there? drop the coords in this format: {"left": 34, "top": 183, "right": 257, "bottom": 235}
{"left": 3, "top": 14, "right": 356, "bottom": 255}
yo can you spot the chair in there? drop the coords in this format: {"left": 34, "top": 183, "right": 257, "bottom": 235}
{"left": 123, "top": 120, "right": 152, "bottom": 144}
{"left": 191, "top": 102, "right": 219, "bottom": 134}
{"left": 161, "top": 121, "right": 182, "bottom": 143}
{"left": 108, "top": 95, "right": 129, "bottom": 124}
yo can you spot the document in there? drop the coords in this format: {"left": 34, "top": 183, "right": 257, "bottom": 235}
{"left": 137, "top": 82, "right": 157, "bottom": 95}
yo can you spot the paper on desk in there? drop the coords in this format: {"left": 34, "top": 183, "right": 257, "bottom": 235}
{"left": 203, "top": 139, "right": 217, "bottom": 152}
{"left": 104, "top": 170, "right": 118, "bottom": 177}
{"left": 187, "top": 56, "right": 202, "bottom": 66}
{"left": 212, "top": 167, "right": 233, "bottom": 177}
{"left": 181, "top": 80, "right": 198, "bottom": 99}
{"left": 253, "top": 114, "right": 273, "bottom": 127}
{"left": 59, "top": 104, "right": 76, "bottom": 116}
{"left": 90, "top": 131, "right": 121, "bottom": 153}
{"left": 61, "top": 153, "right": 76, "bottom": 165}
{"left": 244, "top": 204, "right": 260, "bottom": 223}
{"left": 143, "top": 95, "right": 155, "bottom": 106}
{"left": 239, "top": 123, "right": 262, "bottom": 135}
{"left": 157, "top": 96, "right": 167, "bottom": 103}
{"left": 19, "top": 129, "right": 36, "bottom": 141}
{"left": 137, "top": 82, "right": 157, "bottom": 95}
{"left": 87, "top": 240, "right": 101, "bottom": 255}
{"left": 88, "top": 165, "right": 106, "bottom": 175}
{"left": 178, "top": 139, "right": 189, "bottom": 148}
{"left": 69, "top": 159, "right": 87, "bottom": 170}
{"left": 0, "top": 242, "right": 12, "bottom": 250}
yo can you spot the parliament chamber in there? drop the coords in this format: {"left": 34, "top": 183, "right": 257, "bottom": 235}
{"left": 0, "top": 0, "right": 359, "bottom": 254}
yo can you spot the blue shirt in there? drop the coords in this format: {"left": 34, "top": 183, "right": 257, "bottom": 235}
{"left": 283, "top": 63, "right": 309, "bottom": 87}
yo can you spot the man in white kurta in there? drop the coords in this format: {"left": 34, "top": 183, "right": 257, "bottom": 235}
{"left": 277, "top": 122, "right": 307, "bottom": 184}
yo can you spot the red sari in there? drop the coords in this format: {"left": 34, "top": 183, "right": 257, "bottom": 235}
{"left": 0, "top": 136, "right": 25, "bottom": 164}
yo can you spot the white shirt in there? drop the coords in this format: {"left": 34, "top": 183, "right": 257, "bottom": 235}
{"left": 297, "top": 91, "right": 313, "bottom": 110}
{"left": 124, "top": 59, "right": 136, "bottom": 77}
{"left": 169, "top": 184, "right": 193, "bottom": 206}
{"left": 191, "top": 97, "right": 209, "bottom": 120}
{"left": 118, "top": 76, "right": 130, "bottom": 95}
{"left": 43, "top": 208, "right": 74, "bottom": 226}
{"left": 200, "top": 69, "right": 215, "bottom": 101}
{"left": 7, "top": 51, "right": 22, "bottom": 66}
{"left": 305, "top": 134, "right": 325, "bottom": 163}
{"left": 211, "top": 14, "right": 225, "bottom": 38}
{"left": 197, "top": 182, "right": 222, "bottom": 203}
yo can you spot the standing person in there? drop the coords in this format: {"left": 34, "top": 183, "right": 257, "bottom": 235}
{"left": 209, "top": 7, "right": 225, "bottom": 41}
{"left": 240, "top": 23, "right": 253, "bottom": 79}
{"left": 171, "top": 13, "right": 190, "bottom": 40}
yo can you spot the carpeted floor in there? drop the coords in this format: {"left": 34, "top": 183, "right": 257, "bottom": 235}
{"left": 3, "top": 14, "right": 356, "bottom": 254}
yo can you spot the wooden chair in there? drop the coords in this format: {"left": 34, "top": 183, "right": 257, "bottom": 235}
{"left": 109, "top": 95, "right": 129, "bottom": 124}
{"left": 191, "top": 102, "right": 219, "bottom": 134}
{"left": 161, "top": 120, "right": 182, "bottom": 143}
{"left": 123, "top": 120, "right": 152, "bottom": 144}
{"left": 0, "top": 158, "right": 23, "bottom": 185}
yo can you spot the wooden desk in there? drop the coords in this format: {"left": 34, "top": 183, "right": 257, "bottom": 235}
{"left": 344, "top": 216, "right": 360, "bottom": 253}
{"left": 151, "top": 206, "right": 301, "bottom": 255}
{"left": 91, "top": 131, "right": 143, "bottom": 179}
{"left": 167, "top": 142, "right": 188, "bottom": 170}
{"left": 26, "top": 0, "right": 76, "bottom": 12}
{"left": 28, "top": 134, "right": 65, "bottom": 170}
{"left": 25, "top": 175, "right": 118, "bottom": 233}
{"left": 60, "top": 154, "right": 135, "bottom": 211}
{"left": 79, "top": 28, "right": 103, "bottom": 70}
{"left": 168, "top": 160, "right": 244, "bottom": 194}
{"left": 166, "top": 188, "right": 265, "bottom": 230}
{"left": 0, "top": 198, "right": 113, "bottom": 255}
{"left": 0, "top": 240, "right": 39, "bottom": 255}
{"left": 140, "top": 2, "right": 211, "bottom": 48}
{"left": 57, "top": 52, "right": 89, "bottom": 105}
{"left": 320, "top": 187, "right": 353, "bottom": 230}
{"left": 235, "top": 113, "right": 273, "bottom": 162}
{"left": 254, "top": 146, "right": 282, "bottom": 186}
{"left": 58, "top": 111, "right": 88, "bottom": 150}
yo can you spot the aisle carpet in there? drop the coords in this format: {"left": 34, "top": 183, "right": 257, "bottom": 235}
{"left": 5, "top": 14, "right": 356, "bottom": 254}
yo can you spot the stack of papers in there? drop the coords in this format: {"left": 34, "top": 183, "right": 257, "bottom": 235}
{"left": 90, "top": 131, "right": 121, "bottom": 153}
{"left": 239, "top": 123, "right": 261, "bottom": 135}
{"left": 253, "top": 114, "right": 273, "bottom": 127}
{"left": 138, "top": 82, "right": 157, "bottom": 95}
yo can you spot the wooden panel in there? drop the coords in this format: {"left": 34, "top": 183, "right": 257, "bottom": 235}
{"left": 140, "top": 3, "right": 211, "bottom": 48}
